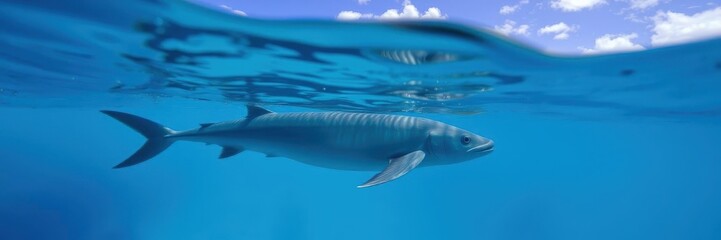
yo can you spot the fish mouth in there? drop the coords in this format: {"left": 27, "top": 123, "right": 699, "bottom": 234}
{"left": 467, "top": 140, "right": 494, "bottom": 153}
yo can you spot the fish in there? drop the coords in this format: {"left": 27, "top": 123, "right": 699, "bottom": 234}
{"left": 102, "top": 105, "right": 494, "bottom": 188}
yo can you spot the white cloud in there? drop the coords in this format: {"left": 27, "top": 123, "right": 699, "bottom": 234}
{"left": 219, "top": 4, "right": 247, "bottom": 16}
{"left": 538, "top": 22, "right": 576, "bottom": 40}
{"left": 337, "top": 1, "right": 447, "bottom": 20}
{"left": 337, "top": 11, "right": 364, "bottom": 20}
{"left": 651, "top": 7, "right": 721, "bottom": 46}
{"left": 580, "top": 33, "right": 645, "bottom": 54}
{"left": 551, "top": 0, "right": 606, "bottom": 12}
{"left": 494, "top": 20, "right": 530, "bottom": 36}
{"left": 500, "top": 0, "right": 530, "bottom": 15}
{"left": 358, "top": 0, "right": 371, "bottom": 5}
{"left": 629, "top": 0, "right": 659, "bottom": 9}
{"left": 422, "top": 7, "right": 445, "bottom": 18}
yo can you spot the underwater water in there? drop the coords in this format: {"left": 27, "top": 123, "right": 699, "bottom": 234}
{"left": 2, "top": 0, "right": 721, "bottom": 239}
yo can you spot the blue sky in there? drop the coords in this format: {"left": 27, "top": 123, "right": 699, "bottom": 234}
{"left": 190, "top": 0, "right": 721, "bottom": 55}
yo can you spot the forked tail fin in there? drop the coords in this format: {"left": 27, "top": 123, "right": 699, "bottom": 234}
{"left": 101, "top": 110, "right": 176, "bottom": 168}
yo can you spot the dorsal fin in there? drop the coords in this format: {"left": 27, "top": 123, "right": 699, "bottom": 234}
{"left": 199, "top": 123, "right": 213, "bottom": 129}
{"left": 246, "top": 105, "right": 273, "bottom": 119}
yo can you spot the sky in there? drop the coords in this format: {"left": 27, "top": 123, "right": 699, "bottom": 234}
{"left": 190, "top": 0, "right": 721, "bottom": 55}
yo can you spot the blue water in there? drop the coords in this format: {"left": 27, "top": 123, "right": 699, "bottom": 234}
{"left": 2, "top": 0, "right": 721, "bottom": 239}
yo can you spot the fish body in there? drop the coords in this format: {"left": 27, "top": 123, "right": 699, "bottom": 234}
{"left": 102, "top": 106, "right": 494, "bottom": 187}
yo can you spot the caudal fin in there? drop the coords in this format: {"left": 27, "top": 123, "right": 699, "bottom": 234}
{"left": 101, "top": 110, "right": 176, "bottom": 168}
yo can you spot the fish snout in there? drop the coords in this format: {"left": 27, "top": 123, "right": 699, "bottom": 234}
{"left": 467, "top": 138, "right": 494, "bottom": 153}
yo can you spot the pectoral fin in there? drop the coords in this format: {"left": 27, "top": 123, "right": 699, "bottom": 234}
{"left": 357, "top": 150, "right": 425, "bottom": 188}
{"left": 219, "top": 146, "right": 244, "bottom": 159}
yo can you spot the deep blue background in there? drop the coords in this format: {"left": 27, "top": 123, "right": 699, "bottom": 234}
{"left": 2, "top": 0, "right": 721, "bottom": 239}
{"left": 2, "top": 102, "right": 720, "bottom": 240}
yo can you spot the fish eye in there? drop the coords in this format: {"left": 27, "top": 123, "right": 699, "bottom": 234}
{"left": 461, "top": 135, "right": 471, "bottom": 145}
